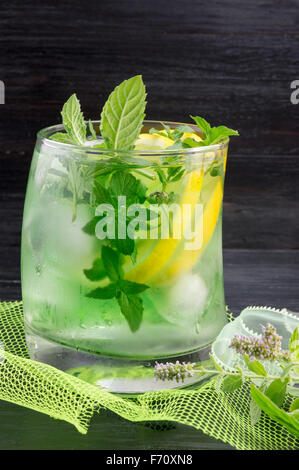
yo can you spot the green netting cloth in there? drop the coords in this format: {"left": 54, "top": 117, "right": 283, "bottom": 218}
{"left": 0, "top": 300, "right": 298, "bottom": 450}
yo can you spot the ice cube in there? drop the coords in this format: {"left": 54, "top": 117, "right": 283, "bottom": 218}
{"left": 44, "top": 199, "right": 101, "bottom": 269}
{"left": 166, "top": 273, "right": 208, "bottom": 326}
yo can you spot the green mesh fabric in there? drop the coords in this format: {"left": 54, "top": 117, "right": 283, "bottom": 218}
{"left": 0, "top": 300, "right": 298, "bottom": 450}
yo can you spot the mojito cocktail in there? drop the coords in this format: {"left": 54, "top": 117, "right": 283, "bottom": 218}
{"left": 21, "top": 76, "right": 238, "bottom": 392}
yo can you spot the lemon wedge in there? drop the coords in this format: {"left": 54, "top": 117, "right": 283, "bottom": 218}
{"left": 125, "top": 169, "right": 204, "bottom": 283}
{"left": 182, "top": 132, "right": 202, "bottom": 142}
{"left": 152, "top": 177, "right": 223, "bottom": 284}
{"left": 146, "top": 129, "right": 203, "bottom": 145}
{"left": 123, "top": 131, "right": 224, "bottom": 285}
{"left": 134, "top": 133, "right": 174, "bottom": 151}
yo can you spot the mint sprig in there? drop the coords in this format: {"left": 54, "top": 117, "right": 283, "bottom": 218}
{"left": 154, "top": 323, "right": 299, "bottom": 437}
{"left": 86, "top": 245, "right": 149, "bottom": 332}
{"left": 150, "top": 116, "right": 238, "bottom": 151}
{"left": 100, "top": 75, "right": 146, "bottom": 151}
{"left": 190, "top": 116, "right": 239, "bottom": 145}
{"left": 190, "top": 116, "right": 211, "bottom": 139}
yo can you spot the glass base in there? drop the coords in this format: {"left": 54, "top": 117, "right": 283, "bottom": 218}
{"left": 25, "top": 327, "right": 212, "bottom": 394}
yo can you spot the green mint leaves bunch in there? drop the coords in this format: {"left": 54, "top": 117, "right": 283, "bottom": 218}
{"left": 154, "top": 324, "right": 299, "bottom": 438}
{"left": 82, "top": 170, "right": 152, "bottom": 332}
{"left": 50, "top": 77, "right": 148, "bottom": 333}
{"left": 51, "top": 75, "right": 238, "bottom": 152}
{"left": 47, "top": 76, "right": 239, "bottom": 334}
{"left": 51, "top": 75, "right": 146, "bottom": 151}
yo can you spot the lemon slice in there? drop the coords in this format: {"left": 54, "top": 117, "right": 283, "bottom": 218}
{"left": 125, "top": 169, "right": 204, "bottom": 283}
{"left": 152, "top": 177, "right": 223, "bottom": 284}
{"left": 134, "top": 133, "right": 174, "bottom": 151}
{"left": 123, "top": 131, "right": 204, "bottom": 283}
{"left": 182, "top": 132, "right": 202, "bottom": 142}
{"left": 156, "top": 129, "right": 203, "bottom": 144}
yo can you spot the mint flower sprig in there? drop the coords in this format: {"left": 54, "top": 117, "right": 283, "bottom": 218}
{"left": 154, "top": 324, "right": 299, "bottom": 437}
{"left": 154, "top": 361, "right": 196, "bottom": 383}
{"left": 230, "top": 323, "right": 290, "bottom": 362}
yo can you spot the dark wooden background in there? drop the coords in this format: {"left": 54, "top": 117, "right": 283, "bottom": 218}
{"left": 0, "top": 0, "right": 298, "bottom": 450}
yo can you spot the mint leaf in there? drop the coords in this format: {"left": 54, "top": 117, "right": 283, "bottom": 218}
{"left": 209, "top": 163, "right": 222, "bottom": 177}
{"left": 93, "top": 181, "right": 114, "bottom": 206}
{"left": 117, "top": 291, "right": 143, "bottom": 332}
{"left": 118, "top": 279, "right": 149, "bottom": 295}
{"left": 243, "top": 355, "right": 267, "bottom": 376}
{"left": 205, "top": 125, "right": 239, "bottom": 145}
{"left": 167, "top": 167, "right": 185, "bottom": 183}
{"left": 249, "top": 381, "right": 267, "bottom": 426}
{"left": 109, "top": 171, "right": 140, "bottom": 204}
{"left": 87, "top": 283, "right": 117, "bottom": 299}
{"left": 112, "top": 237, "right": 135, "bottom": 256}
{"left": 83, "top": 258, "right": 106, "bottom": 281}
{"left": 289, "top": 326, "right": 299, "bottom": 354}
{"left": 180, "top": 137, "right": 200, "bottom": 148}
{"left": 100, "top": 75, "right": 146, "bottom": 150}
{"left": 190, "top": 116, "right": 211, "bottom": 139}
{"left": 89, "top": 172, "right": 147, "bottom": 256}
{"left": 61, "top": 94, "right": 86, "bottom": 145}
{"left": 265, "top": 378, "right": 288, "bottom": 407}
{"left": 222, "top": 374, "right": 242, "bottom": 393}
{"left": 82, "top": 216, "right": 102, "bottom": 235}
{"left": 251, "top": 383, "right": 299, "bottom": 438}
{"left": 101, "top": 246, "right": 121, "bottom": 281}
{"left": 50, "top": 132, "right": 75, "bottom": 144}
{"left": 155, "top": 168, "right": 167, "bottom": 188}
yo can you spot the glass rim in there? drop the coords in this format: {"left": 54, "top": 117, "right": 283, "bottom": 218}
{"left": 37, "top": 120, "right": 229, "bottom": 157}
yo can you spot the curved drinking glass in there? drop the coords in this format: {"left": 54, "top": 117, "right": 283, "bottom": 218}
{"left": 21, "top": 121, "right": 229, "bottom": 390}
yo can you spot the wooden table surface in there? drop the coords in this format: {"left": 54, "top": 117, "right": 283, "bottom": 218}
{"left": 0, "top": 249, "right": 298, "bottom": 450}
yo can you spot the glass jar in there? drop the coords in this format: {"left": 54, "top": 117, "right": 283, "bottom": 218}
{"left": 21, "top": 121, "right": 229, "bottom": 392}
